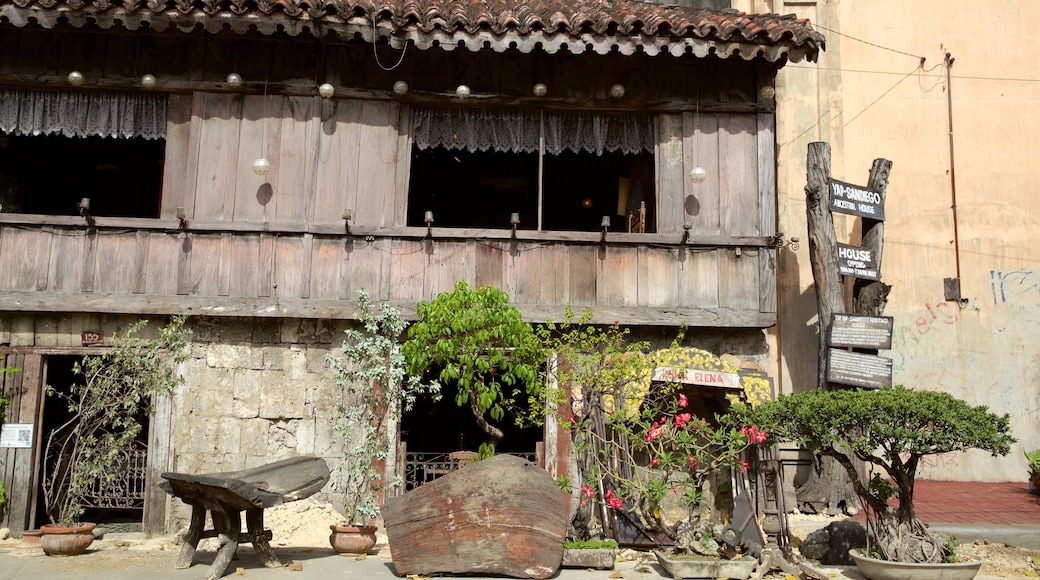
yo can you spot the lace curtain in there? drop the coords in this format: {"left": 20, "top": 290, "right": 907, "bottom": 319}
{"left": 0, "top": 89, "right": 167, "bottom": 139}
{"left": 412, "top": 106, "right": 654, "bottom": 155}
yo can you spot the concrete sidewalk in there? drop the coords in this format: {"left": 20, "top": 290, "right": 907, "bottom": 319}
{"left": 1, "top": 534, "right": 1036, "bottom": 580}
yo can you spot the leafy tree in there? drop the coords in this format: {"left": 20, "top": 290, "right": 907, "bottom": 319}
{"left": 402, "top": 281, "right": 542, "bottom": 457}
{"left": 733, "top": 386, "right": 1014, "bottom": 563}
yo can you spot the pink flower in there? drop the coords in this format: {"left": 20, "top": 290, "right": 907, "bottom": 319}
{"left": 686, "top": 455, "right": 699, "bottom": 470}
{"left": 741, "top": 425, "right": 768, "bottom": 445}
{"left": 582, "top": 485, "right": 595, "bottom": 499}
{"left": 678, "top": 393, "right": 688, "bottom": 408}
{"left": 651, "top": 457, "right": 660, "bottom": 466}
{"left": 646, "top": 421, "right": 664, "bottom": 442}
{"left": 674, "top": 413, "right": 692, "bottom": 428}
{"left": 739, "top": 459, "right": 750, "bottom": 473}
{"left": 604, "top": 488, "right": 624, "bottom": 510}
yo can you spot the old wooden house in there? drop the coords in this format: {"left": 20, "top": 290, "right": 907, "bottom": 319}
{"left": 0, "top": 0, "right": 822, "bottom": 535}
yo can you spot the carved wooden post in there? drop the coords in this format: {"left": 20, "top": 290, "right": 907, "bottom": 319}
{"left": 853, "top": 159, "right": 893, "bottom": 317}
{"left": 804, "top": 142, "right": 845, "bottom": 389}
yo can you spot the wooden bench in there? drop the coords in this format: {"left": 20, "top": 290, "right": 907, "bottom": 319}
{"left": 160, "top": 456, "right": 330, "bottom": 580}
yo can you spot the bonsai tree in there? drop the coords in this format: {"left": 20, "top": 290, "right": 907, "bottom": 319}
{"left": 326, "top": 289, "right": 438, "bottom": 526}
{"left": 735, "top": 386, "right": 1014, "bottom": 563}
{"left": 42, "top": 316, "right": 190, "bottom": 526}
{"left": 402, "top": 280, "right": 543, "bottom": 457}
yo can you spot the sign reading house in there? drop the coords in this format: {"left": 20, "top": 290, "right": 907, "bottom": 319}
{"left": 829, "top": 178, "right": 885, "bottom": 220}
{"left": 837, "top": 243, "right": 879, "bottom": 281}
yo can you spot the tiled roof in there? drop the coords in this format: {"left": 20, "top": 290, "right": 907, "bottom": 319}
{"left": 0, "top": 0, "right": 824, "bottom": 62}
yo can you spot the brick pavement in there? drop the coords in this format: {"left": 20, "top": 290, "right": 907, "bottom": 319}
{"left": 910, "top": 480, "right": 1040, "bottom": 525}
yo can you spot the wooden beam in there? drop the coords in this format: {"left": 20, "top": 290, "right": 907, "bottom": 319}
{"left": 0, "top": 291, "right": 776, "bottom": 328}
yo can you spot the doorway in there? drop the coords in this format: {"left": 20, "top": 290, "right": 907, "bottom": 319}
{"left": 34, "top": 355, "right": 150, "bottom": 531}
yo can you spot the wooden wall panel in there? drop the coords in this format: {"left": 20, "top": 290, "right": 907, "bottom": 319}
{"left": 719, "top": 114, "right": 760, "bottom": 237}
{"left": 656, "top": 114, "right": 685, "bottom": 234}
{"left": 309, "top": 237, "right": 344, "bottom": 300}
{"left": 638, "top": 246, "right": 679, "bottom": 307}
{"left": 342, "top": 238, "right": 389, "bottom": 301}
{"left": 388, "top": 239, "right": 427, "bottom": 302}
{"left": 425, "top": 240, "right": 474, "bottom": 300}
{"left": 392, "top": 105, "right": 414, "bottom": 227}
{"left": 509, "top": 242, "right": 545, "bottom": 305}
{"left": 192, "top": 94, "right": 243, "bottom": 221}
{"left": 475, "top": 241, "right": 505, "bottom": 292}
{"left": 47, "top": 230, "right": 85, "bottom": 294}
{"left": 92, "top": 232, "right": 140, "bottom": 295}
{"left": 232, "top": 96, "right": 274, "bottom": 223}
{"left": 566, "top": 246, "right": 597, "bottom": 306}
{"left": 684, "top": 111, "right": 722, "bottom": 235}
{"left": 228, "top": 234, "right": 261, "bottom": 297}
{"left": 272, "top": 236, "right": 306, "bottom": 299}
{"left": 185, "top": 234, "right": 223, "bottom": 296}
{"left": 1, "top": 228, "right": 48, "bottom": 291}
{"left": 596, "top": 246, "right": 638, "bottom": 307}
{"left": 162, "top": 95, "right": 196, "bottom": 219}
{"left": 272, "top": 97, "right": 318, "bottom": 223}
{"left": 679, "top": 249, "right": 721, "bottom": 309}
{"left": 0, "top": 354, "right": 43, "bottom": 533}
{"left": 145, "top": 232, "right": 183, "bottom": 296}
{"left": 314, "top": 100, "right": 363, "bottom": 224}
{"left": 355, "top": 101, "right": 398, "bottom": 227}
{"left": 719, "top": 251, "right": 759, "bottom": 310}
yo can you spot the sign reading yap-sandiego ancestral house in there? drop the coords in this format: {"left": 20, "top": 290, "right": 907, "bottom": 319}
{"left": 829, "top": 313, "right": 894, "bottom": 350}
{"left": 827, "top": 348, "right": 892, "bottom": 390}
{"left": 828, "top": 178, "right": 886, "bottom": 220}
{"left": 837, "top": 243, "right": 879, "bottom": 281}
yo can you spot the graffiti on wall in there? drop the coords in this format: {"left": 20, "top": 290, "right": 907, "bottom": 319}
{"left": 991, "top": 270, "right": 1040, "bottom": 305}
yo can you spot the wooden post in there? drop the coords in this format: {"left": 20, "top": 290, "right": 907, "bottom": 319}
{"left": 852, "top": 159, "right": 893, "bottom": 317}
{"left": 804, "top": 142, "right": 845, "bottom": 390}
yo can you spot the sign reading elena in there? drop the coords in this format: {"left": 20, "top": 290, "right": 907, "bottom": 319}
{"left": 828, "top": 178, "right": 885, "bottom": 220}
{"left": 652, "top": 366, "right": 742, "bottom": 391}
{"left": 837, "top": 243, "right": 879, "bottom": 280}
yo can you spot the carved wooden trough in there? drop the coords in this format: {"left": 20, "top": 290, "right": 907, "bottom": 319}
{"left": 382, "top": 453, "right": 567, "bottom": 579}
{"left": 161, "top": 456, "right": 330, "bottom": 580}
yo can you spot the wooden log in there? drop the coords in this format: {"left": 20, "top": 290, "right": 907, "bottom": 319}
{"left": 381, "top": 454, "right": 567, "bottom": 579}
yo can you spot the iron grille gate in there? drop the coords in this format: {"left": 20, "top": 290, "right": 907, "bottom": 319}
{"left": 80, "top": 442, "right": 149, "bottom": 510}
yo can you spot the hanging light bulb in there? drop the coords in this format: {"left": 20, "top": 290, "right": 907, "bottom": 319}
{"left": 689, "top": 166, "right": 707, "bottom": 183}
{"left": 252, "top": 158, "right": 270, "bottom": 176}
{"left": 226, "top": 73, "right": 243, "bottom": 87}
{"left": 456, "top": 84, "right": 471, "bottom": 99}
{"left": 67, "top": 71, "right": 85, "bottom": 86}
{"left": 533, "top": 83, "right": 548, "bottom": 97}
{"left": 140, "top": 74, "right": 158, "bottom": 89}
{"left": 393, "top": 81, "right": 409, "bottom": 95}
{"left": 318, "top": 83, "right": 336, "bottom": 98}
{"left": 760, "top": 85, "right": 776, "bottom": 100}
{"left": 609, "top": 84, "right": 626, "bottom": 99}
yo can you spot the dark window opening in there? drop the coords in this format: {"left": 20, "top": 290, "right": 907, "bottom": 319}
{"left": 0, "top": 133, "right": 165, "bottom": 219}
{"left": 407, "top": 145, "right": 655, "bottom": 233}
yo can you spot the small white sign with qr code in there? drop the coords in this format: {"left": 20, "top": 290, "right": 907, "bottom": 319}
{"left": 0, "top": 423, "right": 33, "bottom": 448}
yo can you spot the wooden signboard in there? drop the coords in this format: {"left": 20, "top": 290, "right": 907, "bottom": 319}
{"left": 829, "top": 314, "right": 893, "bottom": 350}
{"left": 826, "top": 348, "right": 892, "bottom": 389}
{"left": 837, "top": 243, "right": 879, "bottom": 281}
{"left": 829, "top": 178, "right": 886, "bottom": 220}
{"left": 652, "top": 366, "right": 743, "bottom": 391}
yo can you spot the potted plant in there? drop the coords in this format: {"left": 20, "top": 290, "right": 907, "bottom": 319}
{"left": 737, "top": 386, "right": 1014, "bottom": 580}
{"left": 40, "top": 316, "right": 189, "bottom": 556}
{"left": 561, "top": 538, "right": 619, "bottom": 569}
{"left": 326, "top": 289, "right": 438, "bottom": 555}
{"left": 1026, "top": 448, "right": 1040, "bottom": 495}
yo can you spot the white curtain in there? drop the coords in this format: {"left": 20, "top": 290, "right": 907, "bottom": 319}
{"left": 412, "top": 106, "right": 654, "bottom": 155}
{"left": 0, "top": 89, "right": 167, "bottom": 139}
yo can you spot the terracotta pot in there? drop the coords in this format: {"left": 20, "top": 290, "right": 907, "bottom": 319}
{"left": 849, "top": 548, "right": 984, "bottom": 580}
{"left": 39, "top": 523, "right": 96, "bottom": 557}
{"left": 329, "top": 524, "right": 377, "bottom": 555}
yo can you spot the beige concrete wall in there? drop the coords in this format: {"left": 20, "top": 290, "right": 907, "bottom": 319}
{"left": 736, "top": 0, "right": 1040, "bottom": 481}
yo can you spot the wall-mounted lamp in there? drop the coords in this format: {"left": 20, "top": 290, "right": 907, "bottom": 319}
{"left": 600, "top": 215, "right": 611, "bottom": 242}
{"left": 609, "top": 84, "right": 626, "bottom": 99}
{"left": 176, "top": 207, "right": 189, "bottom": 230}
{"left": 510, "top": 212, "right": 520, "bottom": 237}
{"left": 78, "top": 197, "right": 95, "bottom": 227}
{"left": 734, "top": 247, "right": 742, "bottom": 258}
{"left": 342, "top": 209, "right": 352, "bottom": 234}
{"left": 226, "top": 73, "right": 244, "bottom": 88}
{"left": 318, "top": 83, "right": 336, "bottom": 99}
{"left": 393, "top": 81, "right": 409, "bottom": 95}
{"left": 681, "top": 220, "right": 692, "bottom": 245}
{"left": 67, "top": 71, "right": 85, "bottom": 86}
{"left": 532, "top": 83, "right": 548, "bottom": 97}
{"left": 689, "top": 166, "right": 707, "bottom": 183}
{"left": 141, "top": 74, "right": 158, "bottom": 90}
{"left": 771, "top": 232, "right": 800, "bottom": 251}
{"left": 456, "top": 85, "right": 471, "bottom": 99}
{"left": 424, "top": 210, "right": 434, "bottom": 237}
